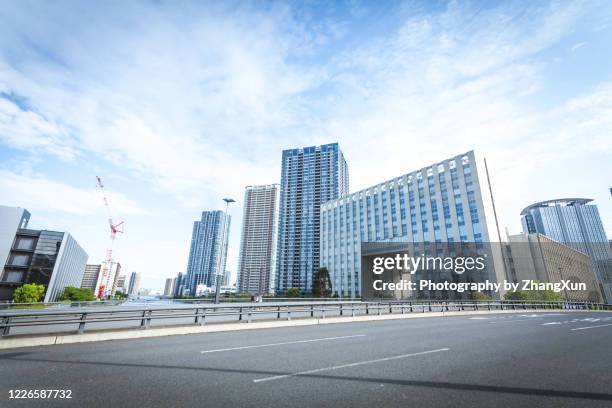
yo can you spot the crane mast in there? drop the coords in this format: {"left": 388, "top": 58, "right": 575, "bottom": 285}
{"left": 95, "top": 176, "right": 124, "bottom": 299}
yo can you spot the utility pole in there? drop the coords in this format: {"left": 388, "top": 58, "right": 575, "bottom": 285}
{"left": 214, "top": 198, "right": 235, "bottom": 304}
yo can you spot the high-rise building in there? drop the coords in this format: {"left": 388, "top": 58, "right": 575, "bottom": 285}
{"left": 521, "top": 198, "right": 612, "bottom": 301}
{"left": 173, "top": 272, "right": 185, "bottom": 297}
{"left": 237, "top": 184, "right": 279, "bottom": 294}
{"left": 0, "top": 206, "right": 30, "bottom": 273}
{"left": 185, "top": 211, "right": 231, "bottom": 295}
{"left": 163, "top": 277, "right": 175, "bottom": 297}
{"left": 81, "top": 264, "right": 101, "bottom": 291}
{"left": 95, "top": 261, "right": 121, "bottom": 299}
{"left": 1, "top": 228, "right": 88, "bottom": 302}
{"left": 320, "top": 151, "right": 506, "bottom": 299}
{"left": 276, "top": 143, "right": 349, "bottom": 294}
{"left": 505, "top": 233, "right": 602, "bottom": 302}
{"left": 127, "top": 271, "right": 141, "bottom": 296}
{"left": 116, "top": 275, "right": 126, "bottom": 293}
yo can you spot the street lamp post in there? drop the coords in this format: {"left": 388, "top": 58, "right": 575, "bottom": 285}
{"left": 214, "top": 197, "right": 235, "bottom": 304}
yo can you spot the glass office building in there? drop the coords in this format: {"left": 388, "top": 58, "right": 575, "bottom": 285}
{"left": 185, "top": 210, "right": 231, "bottom": 295}
{"left": 521, "top": 198, "right": 612, "bottom": 301}
{"left": 1, "top": 229, "right": 88, "bottom": 302}
{"left": 276, "top": 143, "right": 349, "bottom": 294}
{"left": 321, "top": 151, "right": 504, "bottom": 299}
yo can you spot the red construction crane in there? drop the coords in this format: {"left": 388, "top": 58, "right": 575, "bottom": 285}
{"left": 95, "top": 176, "right": 124, "bottom": 298}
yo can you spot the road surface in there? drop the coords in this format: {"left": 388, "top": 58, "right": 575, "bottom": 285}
{"left": 0, "top": 311, "right": 611, "bottom": 407}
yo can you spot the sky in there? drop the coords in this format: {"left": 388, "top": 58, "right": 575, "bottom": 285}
{"left": 1, "top": 0, "right": 611, "bottom": 292}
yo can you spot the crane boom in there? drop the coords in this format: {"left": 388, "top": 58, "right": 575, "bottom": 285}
{"left": 95, "top": 176, "right": 125, "bottom": 299}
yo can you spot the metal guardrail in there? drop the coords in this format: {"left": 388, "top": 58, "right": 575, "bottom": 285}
{"left": 0, "top": 297, "right": 357, "bottom": 310}
{"left": 1, "top": 300, "right": 610, "bottom": 337}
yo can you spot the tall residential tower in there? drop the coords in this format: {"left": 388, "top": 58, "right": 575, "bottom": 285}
{"left": 276, "top": 143, "right": 349, "bottom": 294}
{"left": 185, "top": 211, "right": 231, "bottom": 296}
{"left": 237, "top": 184, "right": 279, "bottom": 294}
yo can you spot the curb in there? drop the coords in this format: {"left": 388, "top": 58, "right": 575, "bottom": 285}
{"left": 1, "top": 308, "right": 608, "bottom": 350}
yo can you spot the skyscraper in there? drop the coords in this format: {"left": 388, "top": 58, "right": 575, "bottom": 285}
{"left": 185, "top": 210, "right": 231, "bottom": 296}
{"left": 238, "top": 184, "right": 279, "bottom": 294}
{"left": 321, "top": 151, "right": 506, "bottom": 299}
{"left": 521, "top": 198, "right": 612, "bottom": 301}
{"left": 127, "top": 271, "right": 141, "bottom": 296}
{"left": 81, "top": 264, "right": 101, "bottom": 291}
{"left": 116, "top": 275, "right": 127, "bottom": 293}
{"left": 276, "top": 143, "right": 349, "bottom": 294}
{"left": 173, "top": 272, "right": 184, "bottom": 297}
{"left": 163, "top": 277, "right": 175, "bottom": 297}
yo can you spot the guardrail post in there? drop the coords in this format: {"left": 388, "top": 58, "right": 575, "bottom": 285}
{"left": 378, "top": 303, "right": 382, "bottom": 316}
{"left": 2, "top": 317, "right": 10, "bottom": 336}
{"left": 78, "top": 313, "right": 87, "bottom": 334}
{"left": 409, "top": 301, "right": 413, "bottom": 313}
{"left": 487, "top": 302, "right": 491, "bottom": 311}
{"left": 310, "top": 304, "right": 314, "bottom": 318}
{"left": 351, "top": 303, "right": 355, "bottom": 317}
{"left": 194, "top": 308, "right": 200, "bottom": 325}
{"left": 445, "top": 301, "right": 449, "bottom": 312}
{"left": 366, "top": 303, "right": 369, "bottom": 315}
{"left": 287, "top": 306, "right": 291, "bottom": 321}
{"left": 428, "top": 301, "right": 432, "bottom": 312}
{"left": 146, "top": 310, "right": 152, "bottom": 329}
{"left": 322, "top": 306, "right": 325, "bottom": 319}
{"left": 389, "top": 303, "right": 393, "bottom": 314}
{"left": 239, "top": 307, "right": 243, "bottom": 321}
{"left": 340, "top": 304, "right": 343, "bottom": 316}
{"left": 460, "top": 301, "right": 464, "bottom": 311}
{"left": 277, "top": 306, "right": 281, "bottom": 319}
{"left": 141, "top": 310, "right": 148, "bottom": 328}
{"left": 201, "top": 309, "right": 206, "bottom": 325}
{"left": 247, "top": 307, "right": 252, "bottom": 323}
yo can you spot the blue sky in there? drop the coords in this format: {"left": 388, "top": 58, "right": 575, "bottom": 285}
{"left": 1, "top": 0, "right": 611, "bottom": 292}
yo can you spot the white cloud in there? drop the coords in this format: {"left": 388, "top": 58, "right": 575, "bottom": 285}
{"left": 0, "top": 170, "right": 148, "bottom": 217}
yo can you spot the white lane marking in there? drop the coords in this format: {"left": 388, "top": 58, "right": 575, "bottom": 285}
{"left": 201, "top": 334, "right": 366, "bottom": 354}
{"left": 571, "top": 323, "right": 612, "bottom": 331}
{"left": 252, "top": 347, "right": 450, "bottom": 383}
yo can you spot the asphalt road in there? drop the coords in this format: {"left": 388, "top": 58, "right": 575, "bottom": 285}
{"left": 0, "top": 311, "right": 611, "bottom": 407}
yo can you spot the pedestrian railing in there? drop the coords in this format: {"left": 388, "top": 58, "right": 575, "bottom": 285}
{"left": 1, "top": 300, "right": 609, "bottom": 337}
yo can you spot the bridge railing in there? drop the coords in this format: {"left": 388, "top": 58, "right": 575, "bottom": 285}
{"left": 1, "top": 300, "right": 609, "bottom": 337}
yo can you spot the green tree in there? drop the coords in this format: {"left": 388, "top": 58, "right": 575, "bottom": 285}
{"left": 60, "top": 286, "right": 95, "bottom": 301}
{"left": 503, "top": 286, "right": 563, "bottom": 302}
{"left": 312, "top": 267, "right": 332, "bottom": 297}
{"left": 13, "top": 283, "right": 46, "bottom": 303}
{"left": 470, "top": 291, "right": 492, "bottom": 301}
{"left": 113, "top": 290, "right": 127, "bottom": 300}
{"left": 285, "top": 287, "right": 300, "bottom": 298}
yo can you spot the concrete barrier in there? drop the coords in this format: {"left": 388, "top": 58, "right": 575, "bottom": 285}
{"left": 1, "top": 308, "right": 609, "bottom": 350}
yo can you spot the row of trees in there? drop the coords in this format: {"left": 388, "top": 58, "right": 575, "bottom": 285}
{"left": 9, "top": 277, "right": 564, "bottom": 303}
{"left": 11, "top": 284, "right": 128, "bottom": 303}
